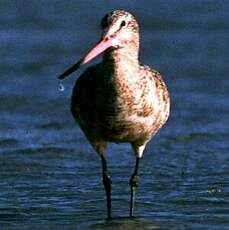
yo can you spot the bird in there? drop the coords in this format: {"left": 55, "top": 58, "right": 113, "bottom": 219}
{"left": 58, "top": 10, "right": 170, "bottom": 219}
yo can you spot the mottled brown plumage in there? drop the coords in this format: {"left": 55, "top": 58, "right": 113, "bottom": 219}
{"left": 58, "top": 10, "right": 170, "bottom": 218}
{"left": 71, "top": 11, "right": 169, "bottom": 158}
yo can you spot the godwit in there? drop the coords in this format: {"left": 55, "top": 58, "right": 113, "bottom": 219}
{"left": 58, "top": 10, "right": 170, "bottom": 219}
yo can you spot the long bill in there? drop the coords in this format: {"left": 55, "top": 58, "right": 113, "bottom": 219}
{"left": 58, "top": 36, "right": 115, "bottom": 80}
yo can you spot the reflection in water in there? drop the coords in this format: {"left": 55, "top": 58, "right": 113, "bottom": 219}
{"left": 91, "top": 217, "right": 160, "bottom": 230}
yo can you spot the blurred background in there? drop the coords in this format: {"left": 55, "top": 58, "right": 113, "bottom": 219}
{"left": 0, "top": 0, "right": 228, "bottom": 229}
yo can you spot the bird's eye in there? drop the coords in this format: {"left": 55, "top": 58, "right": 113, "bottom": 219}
{"left": 120, "top": 20, "right": 126, "bottom": 27}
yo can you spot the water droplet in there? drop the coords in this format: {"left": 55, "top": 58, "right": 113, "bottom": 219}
{"left": 58, "top": 81, "right": 65, "bottom": 92}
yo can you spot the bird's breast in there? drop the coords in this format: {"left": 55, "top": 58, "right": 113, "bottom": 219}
{"left": 95, "top": 74, "right": 158, "bottom": 142}
{"left": 72, "top": 64, "right": 169, "bottom": 144}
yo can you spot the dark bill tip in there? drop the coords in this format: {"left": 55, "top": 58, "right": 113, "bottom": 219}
{"left": 58, "top": 60, "right": 82, "bottom": 80}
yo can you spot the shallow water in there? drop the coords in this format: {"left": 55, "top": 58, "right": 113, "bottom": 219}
{"left": 1, "top": 1, "right": 229, "bottom": 229}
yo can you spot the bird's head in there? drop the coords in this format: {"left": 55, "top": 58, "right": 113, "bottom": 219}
{"left": 58, "top": 10, "right": 139, "bottom": 80}
{"left": 100, "top": 10, "right": 139, "bottom": 49}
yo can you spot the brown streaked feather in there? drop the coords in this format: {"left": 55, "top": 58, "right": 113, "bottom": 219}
{"left": 70, "top": 10, "right": 170, "bottom": 157}
{"left": 71, "top": 63, "right": 169, "bottom": 147}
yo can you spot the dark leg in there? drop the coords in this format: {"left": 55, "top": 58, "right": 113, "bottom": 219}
{"left": 101, "top": 155, "right": 112, "bottom": 219}
{"left": 129, "top": 157, "right": 140, "bottom": 217}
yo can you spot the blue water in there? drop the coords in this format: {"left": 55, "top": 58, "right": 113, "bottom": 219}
{"left": 0, "top": 1, "right": 229, "bottom": 229}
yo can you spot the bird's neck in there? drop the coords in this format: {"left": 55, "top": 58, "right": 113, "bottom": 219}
{"left": 102, "top": 43, "right": 139, "bottom": 80}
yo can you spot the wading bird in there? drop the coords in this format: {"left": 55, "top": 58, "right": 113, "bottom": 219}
{"left": 58, "top": 10, "right": 170, "bottom": 219}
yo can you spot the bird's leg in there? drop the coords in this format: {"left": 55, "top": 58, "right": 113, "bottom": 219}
{"left": 100, "top": 155, "right": 112, "bottom": 220}
{"left": 129, "top": 157, "right": 140, "bottom": 217}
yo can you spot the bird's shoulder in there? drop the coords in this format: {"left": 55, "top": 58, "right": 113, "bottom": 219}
{"left": 137, "top": 64, "right": 170, "bottom": 116}
{"left": 139, "top": 64, "right": 169, "bottom": 96}
{"left": 139, "top": 65, "right": 165, "bottom": 87}
{"left": 71, "top": 64, "right": 101, "bottom": 110}
{"left": 72, "top": 63, "right": 101, "bottom": 98}
{"left": 71, "top": 64, "right": 101, "bottom": 122}
{"left": 75, "top": 64, "right": 101, "bottom": 87}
